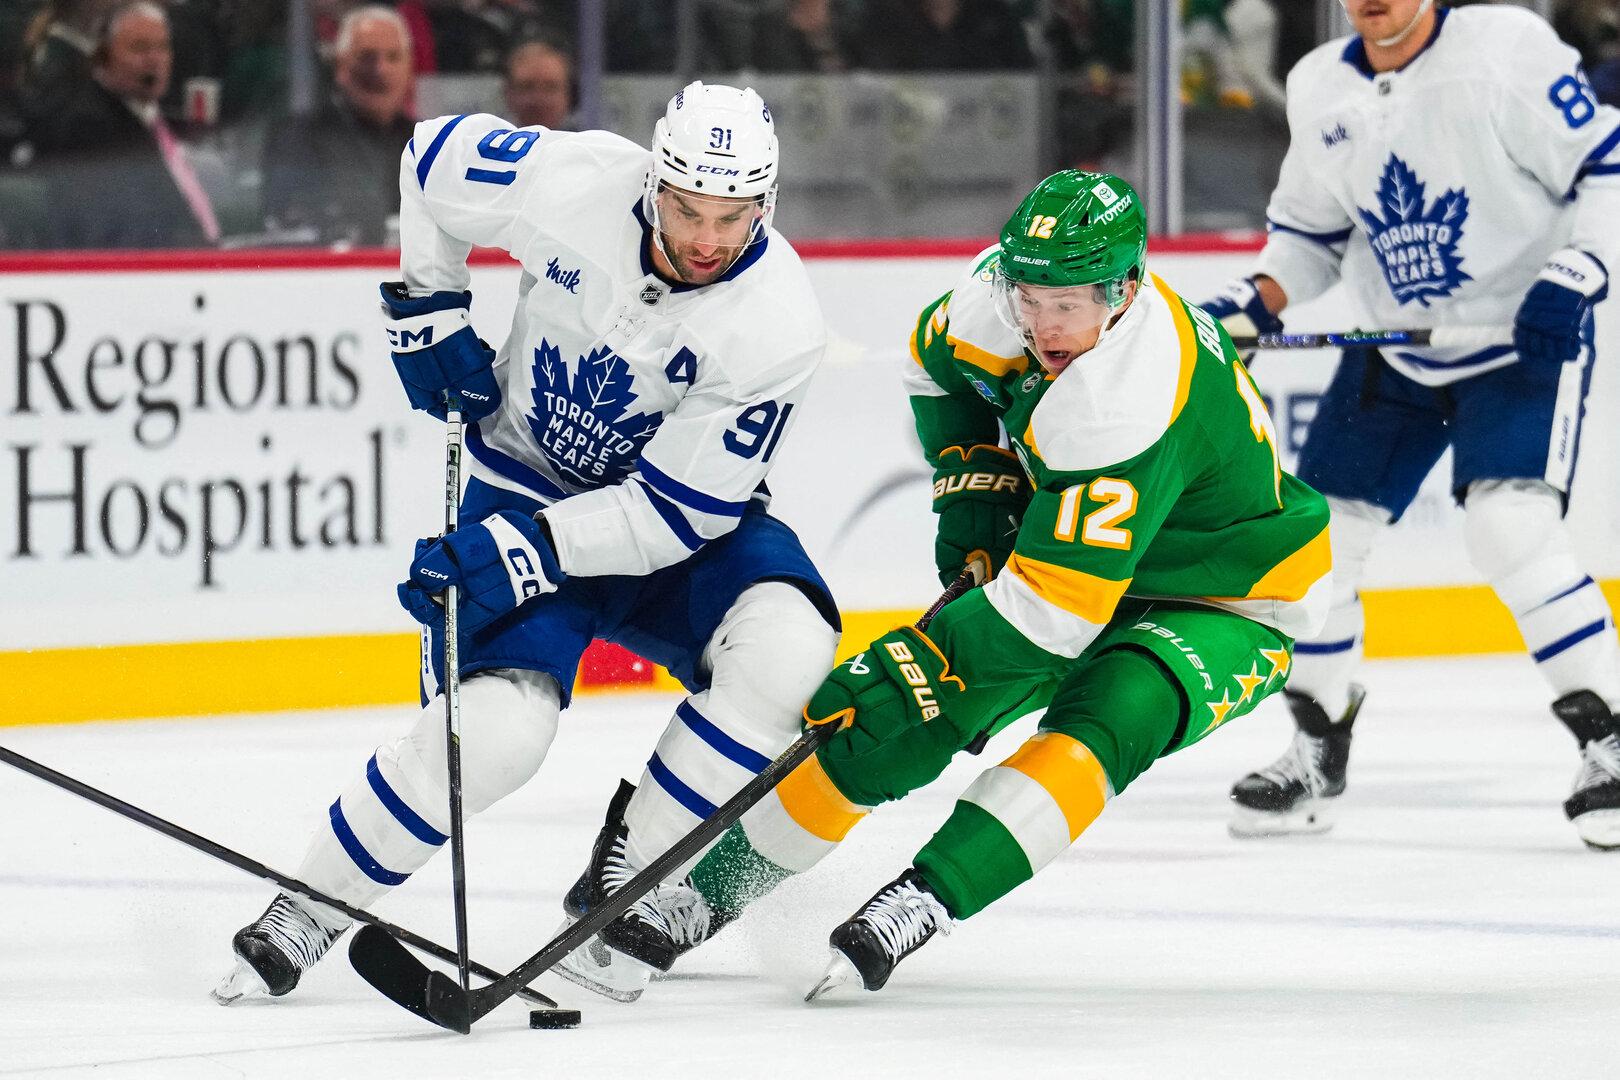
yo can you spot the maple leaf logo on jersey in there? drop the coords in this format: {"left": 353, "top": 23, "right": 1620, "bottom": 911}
{"left": 528, "top": 340, "right": 662, "bottom": 486}
{"left": 1356, "top": 154, "right": 1472, "bottom": 307}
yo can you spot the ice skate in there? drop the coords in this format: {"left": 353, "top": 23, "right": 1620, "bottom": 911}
{"left": 556, "top": 780, "right": 733, "bottom": 1001}
{"left": 212, "top": 894, "right": 342, "bottom": 1004}
{"left": 806, "top": 870, "right": 952, "bottom": 1001}
{"left": 1552, "top": 691, "right": 1620, "bottom": 850}
{"left": 1229, "top": 684, "right": 1365, "bottom": 838}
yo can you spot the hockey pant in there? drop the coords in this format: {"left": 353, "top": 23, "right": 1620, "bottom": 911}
{"left": 692, "top": 602, "right": 1292, "bottom": 922}
{"left": 286, "top": 581, "right": 836, "bottom": 933}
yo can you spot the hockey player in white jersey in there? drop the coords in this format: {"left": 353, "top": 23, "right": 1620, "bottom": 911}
{"left": 1200, "top": 0, "right": 1620, "bottom": 848}
{"left": 212, "top": 82, "right": 841, "bottom": 1003}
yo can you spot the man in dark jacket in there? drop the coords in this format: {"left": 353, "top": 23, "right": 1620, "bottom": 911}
{"left": 261, "top": 4, "right": 415, "bottom": 245}
{"left": 37, "top": 1, "right": 219, "bottom": 248}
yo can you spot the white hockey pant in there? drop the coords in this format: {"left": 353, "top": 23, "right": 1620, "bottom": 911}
{"left": 290, "top": 666, "right": 560, "bottom": 931}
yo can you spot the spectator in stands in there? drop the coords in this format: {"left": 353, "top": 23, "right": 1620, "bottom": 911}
{"left": 261, "top": 3, "right": 416, "bottom": 245}
{"left": 503, "top": 37, "right": 574, "bottom": 129}
{"left": 1555, "top": 0, "right": 1620, "bottom": 107}
{"left": 856, "top": 0, "right": 1032, "bottom": 71}
{"left": 34, "top": 1, "right": 221, "bottom": 247}
{"left": 749, "top": 0, "right": 859, "bottom": 73}
{"left": 428, "top": 0, "right": 566, "bottom": 73}
{"left": 14, "top": 0, "right": 117, "bottom": 140}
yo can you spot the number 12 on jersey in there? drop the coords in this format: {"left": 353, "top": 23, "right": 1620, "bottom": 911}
{"left": 1054, "top": 478, "right": 1138, "bottom": 550}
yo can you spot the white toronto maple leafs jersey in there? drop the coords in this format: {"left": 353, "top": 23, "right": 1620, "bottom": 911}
{"left": 397, "top": 114, "right": 826, "bottom": 577}
{"left": 1256, "top": 5, "right": 1620, "bottom": 386}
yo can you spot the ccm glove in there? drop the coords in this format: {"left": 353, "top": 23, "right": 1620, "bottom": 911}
{"left": 380, "top": 282, "right": 502, "bottom": 421}
{"left": 1200, "top": 276, "right": 1284, "bottom": 356}
{"left": 932, "top": 444, "right": 1028, "bottom": 587}
{"left": 398, "top": 511, "right": 564, "bottom": 635}
{"left": 1514, "top": 248, "right": 1608, "bottom": 369}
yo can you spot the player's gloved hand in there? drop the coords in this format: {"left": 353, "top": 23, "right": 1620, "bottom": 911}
{"left": 380, "top": 281, "right": 502, "bottom": 421}
{"left": 1199, "top": 276, "right": 1284, "bottom": 356}
{"left": 805, "top": 626, "right": 967, "bottom": 764}
{"left": 397, "top": 511, "right": 564, "bottom": 635}
{"left": 1514, "top": 248, "right": 1608, "bottom": 369}
{"left": 932, "top": 444, "right": 1028, "bottom": 587}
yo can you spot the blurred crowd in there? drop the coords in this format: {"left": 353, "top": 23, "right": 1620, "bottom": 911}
{"left": 0, "top": 1, "right": 1615, "bottom": 249}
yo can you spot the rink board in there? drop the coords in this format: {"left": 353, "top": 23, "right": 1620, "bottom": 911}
{"left": 3, "top": 244, "right": 1617, "bottom": 724}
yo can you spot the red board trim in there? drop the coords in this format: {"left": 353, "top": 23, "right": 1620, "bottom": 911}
{"left": 0, "top": 233, "right": 1264, "bottom": 275}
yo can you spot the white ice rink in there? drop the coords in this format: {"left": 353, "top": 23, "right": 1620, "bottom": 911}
{"left": 3, "top": 654, "right": 1617, "bottom": 1079}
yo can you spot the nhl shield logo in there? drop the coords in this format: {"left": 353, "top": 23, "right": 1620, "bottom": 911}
{"left": 640, "top": 284, "right": 663, "bottom": 306}
{"left": 1021, "top": 372, "right": 1042, "bottom": 393}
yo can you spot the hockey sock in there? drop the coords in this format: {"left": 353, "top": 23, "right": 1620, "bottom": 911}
{"left": 687, "top": 750, "right": 871, "bottom": 917}
{"left": 686, "top": 822, "right": 796, "bottom": 919}
{"left": 1466, "top": 480, "right": 1620, "bottom": 707}
{"left": 1288, "top": 496, "right": 1384, "bottom": 717}
{"left": 915, "top": 732, "right": 1112, "bottom": 919}
{"left": 292, "top": 670, "right": 558, "bottom": 925}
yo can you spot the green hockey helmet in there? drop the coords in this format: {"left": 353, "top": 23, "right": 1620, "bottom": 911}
{"left": 992, "top": 171, "right": 1148, "bottom": 352}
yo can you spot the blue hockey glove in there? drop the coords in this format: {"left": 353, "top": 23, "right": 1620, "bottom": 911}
{"left": 1199, "top": 276, "right": 1284, "bottom": 352}
{"left": 380, "top": 282, "right": 502, "bottom": 421}
{"left": 398, "top": 511, "right": 565, "bottom": 635}
{"left": 1514, "top": 249, "right": 1608, "bottom": 369}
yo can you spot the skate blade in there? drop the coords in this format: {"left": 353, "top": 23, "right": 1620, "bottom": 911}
{"left": 548, "top": 919, "right": 649, "bottom": 1003}
{"left": 1574, "top": 808, "right": 1620, "bottom": 851}
{"left": 210, "top": 958, "right": 269, "bottom": 1006}
{"left": 1228, "top": 798, "right": 1338, "bottom": 839}
{"left": 804, "top": 950, "right": 860, "bottom": 1003}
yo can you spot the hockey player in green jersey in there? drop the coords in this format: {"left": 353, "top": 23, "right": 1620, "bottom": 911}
{"left": 634, "top": 171, "right": 1333, "bottom": 1000}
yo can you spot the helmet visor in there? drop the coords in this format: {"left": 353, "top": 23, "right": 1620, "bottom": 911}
{"left": 647, "top": 182, "right": 774, "bottom": 284}
{"left": 992, "top": 263, "right": 1127, "bottom": 351}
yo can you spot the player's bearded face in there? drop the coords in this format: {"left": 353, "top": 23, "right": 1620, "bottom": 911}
{"left": 1007, "top": 282, "right": 1134, "bottom": 375}
{"left": 652, "top": 188, "right": 764, "bottom": 286}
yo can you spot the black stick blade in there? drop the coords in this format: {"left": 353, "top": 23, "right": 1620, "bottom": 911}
{"left": 426, "top": 969, "right": 476, "bottom": 1032}
{"left": 348, "top": 925, "right": 471, "bottom": 1034}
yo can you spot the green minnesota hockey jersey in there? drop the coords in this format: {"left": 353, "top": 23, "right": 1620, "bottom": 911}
{"left": 906, "top": 248, "right": 1332, "bottom": 664}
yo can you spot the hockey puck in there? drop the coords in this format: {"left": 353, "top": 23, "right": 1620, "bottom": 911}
{"left": 530, "top": 1009, "right": 582, "bottom": 1029}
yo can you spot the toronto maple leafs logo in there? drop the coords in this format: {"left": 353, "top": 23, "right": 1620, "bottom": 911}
{"left": 1357, "top": 154, "right": 1472, "bottom": 307}
{"left": 528, "top": 340, "right": 662, "bottom": 486}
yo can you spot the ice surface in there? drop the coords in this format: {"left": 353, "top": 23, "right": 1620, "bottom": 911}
{"left": 3, "top": 655, "right": 1617, "bottom": 1079}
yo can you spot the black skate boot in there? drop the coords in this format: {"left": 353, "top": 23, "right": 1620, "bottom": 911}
{"left": 805, "top": 869, "right": 953, "bottom": 1001}
{"left": 211, "top": 894, "right": 343, "bottom": 1004}
{"left": 1552, "top": 691, "right": 1620, "bottom": 851}
{"left": 553, "top": 780, "right": 731, "bottom": 1002}
{"left": 1229, "top": 683, "right": 1365, "bottom": 838}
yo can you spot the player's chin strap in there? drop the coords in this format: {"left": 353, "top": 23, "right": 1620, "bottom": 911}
{"left": 1347, "top": 0, "right": 1433, "bottom": 49}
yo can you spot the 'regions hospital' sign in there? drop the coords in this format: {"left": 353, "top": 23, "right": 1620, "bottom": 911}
{"left": 8, "top": 290, "right": 382, "bottom": 589}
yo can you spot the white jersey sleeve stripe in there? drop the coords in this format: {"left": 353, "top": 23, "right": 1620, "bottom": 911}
{"left": 639, "top": 459, "right": 750, "bottom": 517}
{"left": 1266, "top": 218, "right": 1352, "bottom": 248}
{"left": 414, "top": 114, "right": 470, "bottom": 189}
{"left": 631, "top": 479, "right": 706, "bottom": 551}
{"left": 1576, "top": 124, "right": 1620, "bottom": 184}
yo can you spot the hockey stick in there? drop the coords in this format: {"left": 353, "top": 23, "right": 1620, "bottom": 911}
{"left": 0, "top": 743, "right": 559, "bottom": 1008}
{"left": 349, "top": 565, "right": 984, "bottom": 1033}
{"left": 440, "top": 400, "right": 473, "bottom": 996}
{"left": 1227, "top": 325, "right": 1511, "bottom": 352}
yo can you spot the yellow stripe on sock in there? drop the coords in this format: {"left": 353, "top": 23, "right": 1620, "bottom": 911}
{"left": 1000, "top": 732, "right": 1109, "bottom": 842}
{"left": 774, "top": 753, "right": 867, "bottom": 843}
